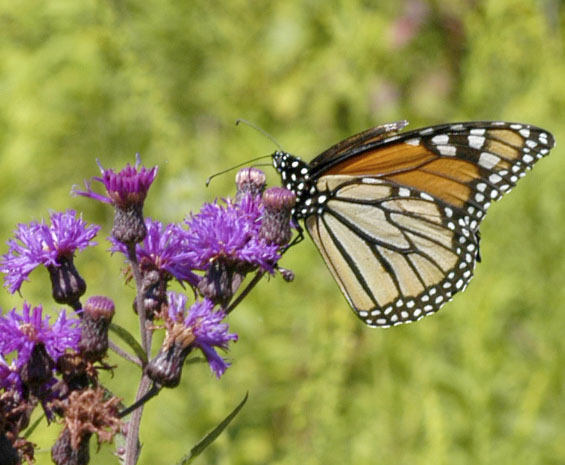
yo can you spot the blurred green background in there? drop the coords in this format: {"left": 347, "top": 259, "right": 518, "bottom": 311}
{"left": 1, "top": 0, "right": 564, "bottom": 464}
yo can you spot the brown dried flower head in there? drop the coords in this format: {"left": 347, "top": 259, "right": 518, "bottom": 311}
{"left": 53, "top": 387, "right": 123, "bottom": 450}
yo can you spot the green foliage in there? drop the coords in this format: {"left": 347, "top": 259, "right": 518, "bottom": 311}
{"left": 176, "top": 393, "right": 248, "bottom": 465}
{"left": 1, "top": 0, "right": 564, "bottom": 464}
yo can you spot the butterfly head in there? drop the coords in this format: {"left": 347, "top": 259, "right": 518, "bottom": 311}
{"left": 272, "top": 151, "right": 319, "bottom": 219}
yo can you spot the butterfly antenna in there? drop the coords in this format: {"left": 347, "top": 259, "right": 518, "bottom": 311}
{"left": 236, "top": 118, "right": 284, "bottom": 151}
{"left": 205, "top": 154, "right": 271, "bottom": 187}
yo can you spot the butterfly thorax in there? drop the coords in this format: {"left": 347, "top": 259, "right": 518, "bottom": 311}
{"left": 272, "top": 151, "right": 323, "bottom": 220}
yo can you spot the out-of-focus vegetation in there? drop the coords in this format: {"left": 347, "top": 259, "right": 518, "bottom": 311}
{"left": 1, "top": 1, "right": 564, "bottom": 464}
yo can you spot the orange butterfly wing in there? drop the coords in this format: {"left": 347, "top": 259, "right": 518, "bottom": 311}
{"left": 301, "top": 122, "right": 554, "bottom": 326}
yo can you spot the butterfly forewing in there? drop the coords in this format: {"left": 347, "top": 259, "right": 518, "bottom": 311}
{"left": 274, "top": 121, "right": 555, "bottom": 327}
{"left": 309, "top": 120, "right": 409, "bottom": 173}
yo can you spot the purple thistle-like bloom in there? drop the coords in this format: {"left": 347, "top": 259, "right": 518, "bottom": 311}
{"left": 184, "top": 194, "right": 280, "bottom": 273}
{"left": 72, "top": 154, "right": 158, "bottom": 208}
{"left": 109, "top": 218, "right": 200, "bottom": 287}
{"left": 74, "top": 154, "right": 158, "bottom": 245}
{"left": 167, "top": 292, "right": 237, "bottom": 378}
{"left": 0, "top": 210, "right": 100, "bottom": 294}
{"left": 0, "top": 302, "right": 81, "bottom": 368}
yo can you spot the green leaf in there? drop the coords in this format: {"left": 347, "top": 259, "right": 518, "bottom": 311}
{"left": 109, "top": 323, "right": 147, "bottom": 365}
{"left": 23, "top": 413, "right": 44, "bottom": 439}
{"left": 175, "top": 392, "right": 249, "bottom": 465}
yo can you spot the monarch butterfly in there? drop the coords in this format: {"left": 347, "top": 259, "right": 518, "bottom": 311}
{"left": 272, "top": 121, "right": 555, "bottom": 328}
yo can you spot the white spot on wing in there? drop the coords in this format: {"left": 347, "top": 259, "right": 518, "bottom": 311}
{"left": 489, "top": 173, "right": 502, "bottom": 183}
{"left": 519, "top": 128, "right": 530, "bottom": 138}
{"left": 432, "top": 135, "right": 449, "bottom": 145}
{"left": 468, "top": 135, "right": 485, "bottom": 149}
{"left": 479, "top": 152, "right": 500, "bottom": 169}
{"left": 438, "top": 145, "right": 457, "bottom": 156}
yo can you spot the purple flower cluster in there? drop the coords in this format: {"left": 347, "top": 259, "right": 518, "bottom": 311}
{"left": 184, "top": 194, "right": 280, "bottom": 273}
{"left": 0, "top": 154, "right": 297, "bottom": 464}
{"left": 166, "top": 292, "right": 237, "bottom": 378}
{"left": 0, "top": 210, "right": 100, "bottom": 294}
{"left": 0, "top": 302, "right": 81, "bottom": 391}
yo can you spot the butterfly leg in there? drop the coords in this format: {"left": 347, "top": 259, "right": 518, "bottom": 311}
{"left": 279, "top": 221, "right": 304, "bottom": 255}
{"left": 290, "top": 221, "right": 305, "bottom": 246}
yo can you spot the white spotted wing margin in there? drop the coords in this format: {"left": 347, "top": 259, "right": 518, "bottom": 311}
{"left": 305, "top": 177, "right": 483, "bottom": 328}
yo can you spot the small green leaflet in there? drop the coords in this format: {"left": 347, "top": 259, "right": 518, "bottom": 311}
{"left": 175, "top": 392, "right": 249, "bottom": 465}
{"left": 109, "top": 322, "right": 147, "bottom": 365}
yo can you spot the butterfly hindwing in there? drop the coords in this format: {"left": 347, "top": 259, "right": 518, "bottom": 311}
{"left": 306, "top": 177, "right": 479, "bottom": 327}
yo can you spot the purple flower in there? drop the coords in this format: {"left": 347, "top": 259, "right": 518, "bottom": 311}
{"left": 109, "top": 218, "right": 200, "bottom": 287}
{"left": 184, "top": 195, "right": 280, "bottom": 273}
{"left": 0, "top": 302, "right": 81, "bottom": 368}
{"left": 0, "top": 356, "right": 21, "bottom": 392}
{"left": 72, "top": 154, "right": 158, "bottom": 208}
{"left": 167, "top": 292, "right": 237, "bottom": 378}
{"left": 0, "top": 210, "right": 100, "bottom": 293}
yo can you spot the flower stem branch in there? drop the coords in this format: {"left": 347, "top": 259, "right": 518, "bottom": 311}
{"left": 118, "top": 382, "right": 160, "bottom": 418}
{"left": 126, "top": 243, "right": 150, "bottom": 357}
{"left": 226, "top": 271, "right": 265, "bottom": 314}
{"left": 124, "top": 373, "right": 152, "bottom": 465}
{"left": 109, "top": 340, "right": 142, "bottom": 367}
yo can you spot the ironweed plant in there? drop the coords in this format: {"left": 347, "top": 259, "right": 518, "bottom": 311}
{"left": 0, "top": 156, "right": 295, "bottom": 465}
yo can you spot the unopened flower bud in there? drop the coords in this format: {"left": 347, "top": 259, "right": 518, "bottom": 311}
{"left": 19, "top": 344, "right": 55, "bottom": 393}
{"left": 236, "top": 168, "right": 266, "bottom": 200}
{"left": 51, "top": 427, "right": 90, "bottom": 465}
{"left": 133, "top": 270, "right": 167, "bottom": 320}
{"left": 278, "top": 267, "right": 295, "bottom": 282}
{"left": 47, "top": 255, "right": 86, "bottom": 309}
{"left": 259, "top": 187, "right": 296, "bottom": 246}
{"left": 146, "top": 339, "right": 193, "bottom": 388}
{"left": 112, "top": 204, "right": 147, "bottom": 245}
{"left": 197, "top": 261, "right": 245, "bottom": 307}
{"left": 79, "top": 296, "right": 115, "bottom": 362}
